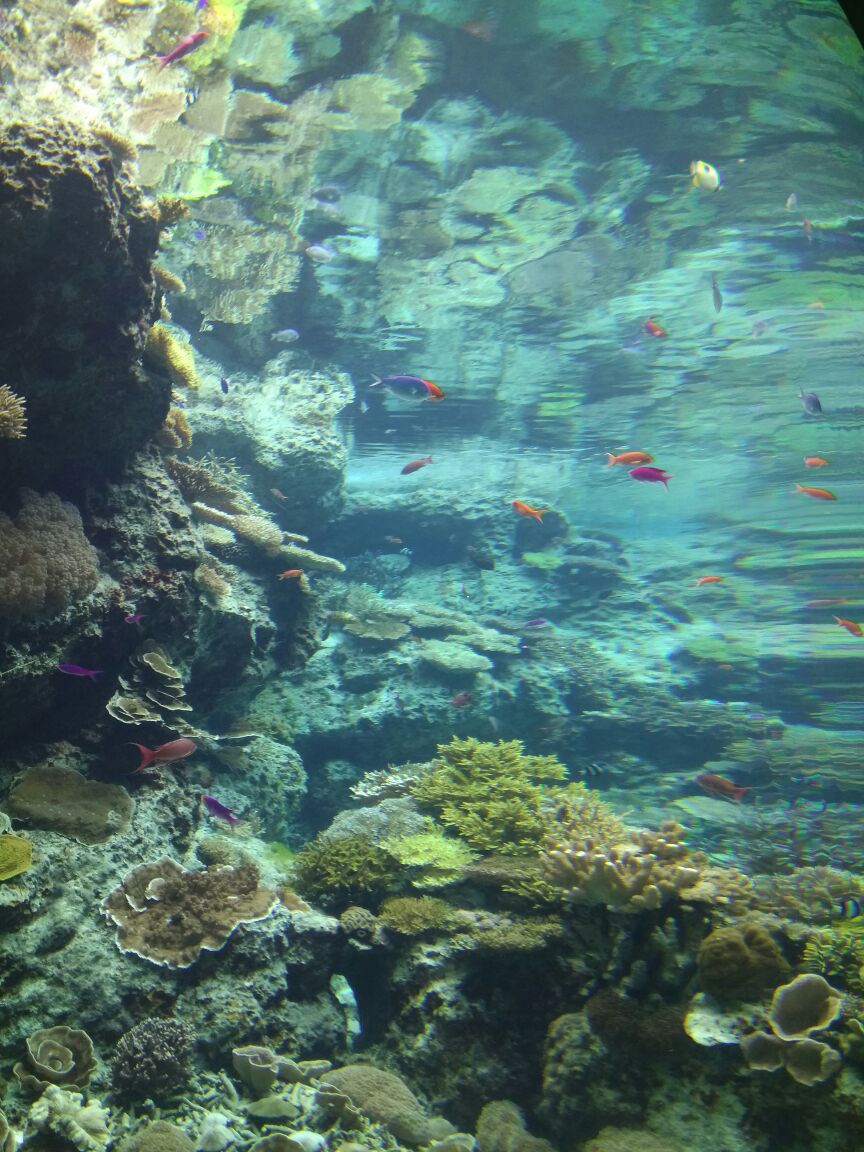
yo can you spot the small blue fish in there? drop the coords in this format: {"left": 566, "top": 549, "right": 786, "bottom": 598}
{"left": 195, "top": 0, "right": 208, "bottom": 10}
{"left": 220, "top": 377, "right": 229, "bottom": 394}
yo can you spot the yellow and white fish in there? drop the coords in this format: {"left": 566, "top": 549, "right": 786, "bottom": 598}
{"left": 690, "top": 160, "right": 722, "bottom": 191}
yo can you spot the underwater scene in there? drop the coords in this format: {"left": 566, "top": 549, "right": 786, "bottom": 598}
{"left": 2, "top": 0, "right": 864, "bottom": 1150}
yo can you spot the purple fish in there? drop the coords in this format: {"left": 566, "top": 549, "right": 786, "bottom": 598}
{"left": 124, "top": 612, "right": 144, "bottom": 624}
{"left": 57, "top": 663, "right": 102, "bottom": 680}
{"left": 220, "top": 377, "right": 229, "bottom": 394}
{"left": 203, "top": 794, "right": 240, "bottom": 826}
{"left": 524, "top": 618, "right": 550, "bottom": 628}
{"left": 628, "top": 466, "right": 671, "bottom": 489}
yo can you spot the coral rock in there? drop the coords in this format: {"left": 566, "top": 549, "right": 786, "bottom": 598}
{"left": 769, "top": 973, "right": 844, "bottom": 1041}
{"left": 14, "top": 1026, "right": 97, "bottom": 1093}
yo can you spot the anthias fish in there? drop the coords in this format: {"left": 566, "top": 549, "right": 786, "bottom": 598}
{"left": 512, "top": 500, "right": 547, "bottom": 522}
{"left": 371, "top": 374, "right": 444, "bottom": 401}
{"left": 695, "top": 575, "right": 724, "bottom": 586}
{"left": 203, "top": 794, "right": 240, "bottom": 826}
{"left": 795, "top": 484, "right": 836, "bottom": 501}
{"left": 643, "top": 318, "right": 668, "bottom": 338}
{"left": 696, "top": 772, "right": 749, "bottom": 803}
{"left": 130, "top": 738, "right": 197, "bottom": 773}
{"left": 629, "top": 466, "right": 671, "bottom": 488}
{"left": 278, "top": 569, "right": 304, "bottom": 580}
{"left": 607, "top": 451, "right": 653, "bottom": 467}
{"left": 57, "top": 663, "right": 102, "bottom": 680}
{"left": 155, "top": 29, "right": 208, "bottom": 69}
{"left": 834, "top": 616, "right": 863, "bottom": 637}
{"left": 804, "top": 456, "right": 829, "bottom": 468}
{"left": 401, "top": 456, "right": 433, "bottom": 475}
{"left": 450, "top": 692, "right": 473, "bottom": 707}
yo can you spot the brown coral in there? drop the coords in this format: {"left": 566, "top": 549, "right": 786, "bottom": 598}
{"left": 0, "top": 383, "right": 26, "bottom": 438}
{"left": 698, "top": 924, "right": 789, "bottom": 1002}
{"left": 145, "top": 323, "right": 200, "bottom": 390}
{"left": 319, "top": 1065, "right": 435, "bottom": 1147}
{"left": 6, "top": 765, "right": 132, "bottom": 844}
{"left": 476, "top": 1101, "right": 556, "bottom": 1152}
{"left": 769, "top": 974, "right": 843, "bottom": 1041}
{"left": 14, "top": 1026, "right": 97, "bottom": 1094}
{"left": 158, "top": 407, "right": 192, "bottom": 451}
{"left": 102, "top": 857, "right": 278, "bottom": 968}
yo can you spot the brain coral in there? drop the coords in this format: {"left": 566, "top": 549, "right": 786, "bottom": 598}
{"left": 0, "top": 489, "right": 99, "bottom": 622}
{"left": 319, "top": 1065, "right": 435, "bottom": 1146}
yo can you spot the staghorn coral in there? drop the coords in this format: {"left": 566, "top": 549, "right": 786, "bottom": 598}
{"left": 0, "top": 383, "right": 26, "bottom": 438}
{"left": 350, "top": 763, "right": 428, "bottom": 803}
{"left": 542, "top": 821, "right": 702, "bottom": 912}
{"left": 0, "top": 833, "right": 32, "bottom": 881}
{"left": 153, "top": 265, "right": 186, "bottom": 294}
{"left": 14, "top": 1026, "right": 97, "bottom": 1093}
{"left": 411, "top": 738, "right": 567, "bottom": 856}
{"left": 165, "top": 455, "right": 252, "bottom": 515}
{"left": 101, "top": 857, "right": 278, "bottom": 968}
{"left": 153, "top": 197, "right": 190, "bottom": 230}
{"left": 91, "top": 126, "right": 137, "bottom": 166}
{"left": 291, "top": 835, "right": 401, "bottom": 909}
{"left": 0, "top": 489, "right": 99, "bottom": 622}
{"left": 145, "top": 323, "right": 201, "bottom": 390}
{"left": 112, "top": 1018, "right": 195, "bottom": 1100}
{"left": 6, "top": 765, "right": 132, "bottom": 843}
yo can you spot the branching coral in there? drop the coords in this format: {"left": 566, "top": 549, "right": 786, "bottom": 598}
{"left": 101, "top": 857, "right": 278, "bottom": 968}
{"left": 383, "top": 828, "right": 476, "bottom": 888}
{"left": 165, "top": 456, "right": 252, "bottom": 516}
{"left": 191, "top": 502, "right": 346, "bottom": 571}
{"left": 158, "top": 406, "right": 193, "bottom": 451}
{"left": 291, "top": 835, "right": 401, "bottom": 909}
{"left": 0, "top": 383, "right": 26, "bottom": 438}
{"left": 411, "top": 738, "right": 567, "bottom": 856}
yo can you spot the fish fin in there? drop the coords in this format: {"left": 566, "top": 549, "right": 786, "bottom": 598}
{"left": 129, "top": 743, "right": 155, "bottom": 772}
{"left": 606, "top": 453, "right": 617, "bottom": 466}
{"left": 732, "top": 786, "right": 749, "bottom": 803}
{"left": 370, "top": 374, "right": 382, "bottom": 387}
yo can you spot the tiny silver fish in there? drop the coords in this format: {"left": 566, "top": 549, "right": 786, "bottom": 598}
{"left": 272, "top": 328, "right": 300, "bottom": 344}
{"left": 711, "top": 275, "right": 722, "bottom": 314}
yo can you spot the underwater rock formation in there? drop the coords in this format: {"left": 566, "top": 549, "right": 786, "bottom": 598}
{"left": 0, "top": 120, "right": 166, "bottom": 488}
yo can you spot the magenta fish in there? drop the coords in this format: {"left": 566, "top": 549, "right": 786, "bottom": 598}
{"left": 155, "top": 29, "right": 208, "bottom": 69}
{"left": 628, "top": 466, "right": 671, "bottom": 489}
{"left": 202, "top": 794, "right": 240, "bottom": 826}
{"left": 57, "top": 663, "right": 102, "bottom": 680}
{"left": 124, "top": 612, "right": 144, "bottom": 624}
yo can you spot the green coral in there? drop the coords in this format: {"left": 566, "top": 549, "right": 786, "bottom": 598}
{"left": 291, "top": 835, "right": 400, "bottom": 909}
{"left": 378, "top": 896, "right": 461, "bottom": 936}
{"left": 0, "top": 833, "right": 32, "bottom": 881}
{"left": 411, "top": 738, "right": 566, "bottom": 856}
{"left": 803, "top": 926, "right": 864, "bottom": 994}
{"left": 383, "top": 826, "right": 477, "bottom": 888}
{"left": 455, "top": 915, "right": 565, "bottom": 953}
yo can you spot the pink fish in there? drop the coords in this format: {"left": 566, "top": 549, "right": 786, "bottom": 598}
{"left": 124, "top": 612, "right": 144, "bottom": 624}
{"left": 155, "top": 29, "right": 208, "bottom": 69}
{"left": 130, "top": 737, "right": 197, "bottom": 773}
{"left": 57, "top": 663, "right": 102, "bottom": 680}
{"left": 629, "top": 466, "right": 671, "bottom": 489}
{"left": 202, "top": 794, "right": 240, "bottom": 826}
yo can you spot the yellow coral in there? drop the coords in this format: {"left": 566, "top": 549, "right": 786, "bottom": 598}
{"left": 145, "top": 323, "right": 201, "bottom": 389}
{"left": 158, "top": 407, "right": 193, "bottom": 451}
{"left": 0, "top": 384, "right": 27, "bottom": 439}
{"left": 0, "top": 833, "right": 32, "bottom": 881}
{"left": 152, "top": 197, "right": 190, "bottom": 230}
{"left": 153, "top": 265, "right": 186, "bottom": 294}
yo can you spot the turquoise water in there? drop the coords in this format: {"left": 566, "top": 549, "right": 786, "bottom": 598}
{"left": 0, "top": 2, "right": 863, "bottom": 1151}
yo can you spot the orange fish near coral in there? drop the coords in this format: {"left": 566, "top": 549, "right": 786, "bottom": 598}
{"left": 834, "top": 616, "right": 863, "bottom": 637}
{"left": 130, "top": 738, "right": 197, "bottom": 774}
{"left": 606, "top": 451, "right": 654, "bottom": 467}
{"left": 512, "top": 500, "right": 547, "bottom": 522}
{"left": 696, "top": 772, "right": 750, "bottom": 804}
{"left": 643, "top": 317, "right": 668, "bottom": 338}
{"left": 803, "top": 457, "right": 829, "bottom": 468}
{"left": 695, "top": 575, "right": 725, "bottom": 586}
{"left": 795, "top": 484, "right": 837, "bottom": 501}
{"left": 278, "top": 569, "right": 304, "bottom": 580}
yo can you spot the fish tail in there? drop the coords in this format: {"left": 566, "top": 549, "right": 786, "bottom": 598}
{"left": 370, "top": 374, "right": 382, "bottom": 388}
{"left": 130, "top": 743, "right": 155, "bottom": 773}
{"left": 606, "top": 453, "right": 617, "bottom": 466}
{"left": 661, "top": 477, "right": 670, "bottom": 489}
{"left": 732, "top": 786, "right": 749, "bottom": 803}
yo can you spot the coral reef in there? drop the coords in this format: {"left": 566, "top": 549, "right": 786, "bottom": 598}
{"left": 0, "top": 383, "right": 26, "bottom": 439}
{"left": 0, "top": 833, "right": 32, "bottom": 881}
{"left": 28, "top": 1086, "right": 110, "bottom": 1151}
{"left": 6, "top": 765, "right": 132, "bottom": 844}
{"left": 13, "top": 1025, "right": 97, "bottom": 1093}
{"left": 768, "top": 974, "right": 844, "bottom": 1041}
{"left": 697, "top": 924, "right": 790, "bottom": 1002}
{"left": 112, "top": 1018, "right": 195, "bottom": 1100}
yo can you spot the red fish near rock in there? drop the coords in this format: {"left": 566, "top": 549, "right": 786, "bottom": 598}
{"left": 131, "top": 738, "right": 197, "bottom": 773}
{"left": 401, "top": 456, "right": 433, "bottom": 475}
{"left": 696, "top": 772, "right": 750, "bottom": 803}
{"left": 155, "top": 29, "right": 208, "bottom": 69}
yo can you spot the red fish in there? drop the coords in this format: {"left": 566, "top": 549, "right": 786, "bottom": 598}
{"left": 643, "top": 317, "right": 668, "bottom": 338}
{"left": 401, "top": 456, "right": 433, "bottom": 475}
{"left": 155, "top": 29, "right": 208, "bottom": 69}
{"left": 695, "top": 576, "right": 724, "bottom": 586}
{"left": 278, "top": 569, "right": 304, "bottom": 580}
{"left": 450, "top": 691, "right": 473, "bottom": 707}
{"left": 130, "top": 737, "right": 197, "bottom": 773}
{"left": 803, "top": 457, "right": 828, "bottom": 468}
{"left": 834, "top": 616, "right": 863, "bottom": 637}
{"left": 795, "top": 484, "right": 836, "bottom": 501}
{"left": 629, "top": 466, "right": 671, "bottom": 488}
{"left": 696, "top": 772, "right": 750, "bottom": 803}
{"left": 512, "top": 500, "right": 547, "bottom": 522}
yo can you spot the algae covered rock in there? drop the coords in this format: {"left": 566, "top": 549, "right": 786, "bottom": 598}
{"left": 320, "top": 1064, "right": 439, "bottom": 1146}
{"left": 7, "top": 765, "right": 132, "bottom": 843}
{"left": 0, "top": 120, "right": 166, "bottom": 488}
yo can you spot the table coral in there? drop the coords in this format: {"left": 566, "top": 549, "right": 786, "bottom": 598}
{"left": 101, "top": 857, "right": 278, "bottom": 968}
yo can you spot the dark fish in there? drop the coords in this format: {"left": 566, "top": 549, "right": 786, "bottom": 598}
{"left": 523, "top": 618, "right": 549, "bottom": 628}
{"left": 711, "top": 275, "right": 722, "bottom": 314}
{"left": 220, "top": 377, "right": 229, "bottom": 394}
{"left": 450, "top": 692, "right": 473, "bottom": 707}
{"left": 800, "top": 390, "right": 823, "bottom": 416}
{"left": 57, "top": 663, "right": 102, "bottom": 681}
{"left": 836, "top": 897, "right": 862, "bottom": 920}
{"left": 580, "top": 762, "right": 606, "bottom": 777}
{"left": 466, "top": 545, "right": 496, "bottom": 571}
{"left": 203, "top": 794, "right": 241, "bottom": 826}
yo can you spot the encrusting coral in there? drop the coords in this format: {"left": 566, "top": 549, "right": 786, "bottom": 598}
{"left": 0, "top": 833, "right": 32, "bottom": 881}
{"left": 101, "top": 857, "right": 279, "bottom": 968}
{"left": 6, "top": 764, "right": 132, "bottom": 843}
{"left": 0, "top": 382, "right": 26, "bottom": 438}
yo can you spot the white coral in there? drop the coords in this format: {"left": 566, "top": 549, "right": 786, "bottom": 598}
{"left": 29, "top": 1085, "right": 110, "bottom": 1151}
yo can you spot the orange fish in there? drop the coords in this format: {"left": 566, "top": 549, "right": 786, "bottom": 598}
{"left": 696, "top": 772, "right": 750, "bottom": 804}
{"left": 511, "top": 500, "right": 547, "bottom": 522}
{"left": 804, "top": 598, "right": 848, "bottom": 608}
{"left": 401, "top": 455, "right": 433, "bottom": 475}
{"left": 278, "top": 569, "right": 304, "bottom": 580}
{"left": 803, "top": 456, "right": 828, "bottom": 468}
{"left": 643, "top": 317, "right": 668, "bottom": 338}
{"left": 795, "top": 484, "right": 836, "bottom": 501}
{"left": 606, "top": 451, "right": 654, "bottom": 467}
{"left": 695, "top": 575, "right": 724, "bottom": 586}
{"left": 834, "top": 616, "right": 863, "bottom": 637}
